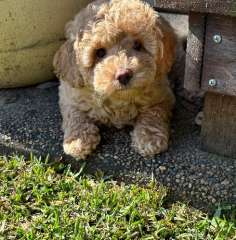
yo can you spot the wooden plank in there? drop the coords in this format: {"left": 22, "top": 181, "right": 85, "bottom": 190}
{"left": 201, "top": 92, "right": 236, "bottom": 158}
{"left": 184, "top": 12, "right": 205, "bottom": 94}
{"left": 201, "top": 15, "right": 236, "bottom": 96}
{"left": 144, "top": 0, "right": 236, "bottom": 17}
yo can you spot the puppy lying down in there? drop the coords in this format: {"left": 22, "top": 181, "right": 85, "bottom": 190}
{"left": 53, "top": 0, "right": 180, "bottom": 159}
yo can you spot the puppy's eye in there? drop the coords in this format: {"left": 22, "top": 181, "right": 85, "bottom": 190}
{"left": 96, "top": 48, "right": 106, "bottom": 59}
{"left": 133, "top": 40, "right": 143, "bottom": 51}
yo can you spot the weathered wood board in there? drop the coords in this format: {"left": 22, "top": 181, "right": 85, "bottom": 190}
{"left": 184, "top": 12, "right": 205, "bottom": 94}
{"left": 201, "top": 92, "right": 236, "bottom": 158}
{"left": 202, "top": 15, "right": 236, "bottom": 96}
{"left": 145, "top": 0, "right": 236, "bottom": 17}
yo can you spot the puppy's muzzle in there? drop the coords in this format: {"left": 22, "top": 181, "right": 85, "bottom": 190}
{"left": 115, "top": 68, "right": 133, "bottom": 86}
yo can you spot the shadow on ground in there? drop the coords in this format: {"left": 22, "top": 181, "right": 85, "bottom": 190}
{"left": 0, "top": 82, "right": 235, "bottom": 212}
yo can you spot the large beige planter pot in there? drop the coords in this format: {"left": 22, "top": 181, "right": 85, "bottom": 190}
{"left": 0, "top": 0, "right": 91, "bottom": 88}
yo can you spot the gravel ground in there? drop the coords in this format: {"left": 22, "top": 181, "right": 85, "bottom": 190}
{"left": 0, "top": 81, "right": 236, "bottom": 212}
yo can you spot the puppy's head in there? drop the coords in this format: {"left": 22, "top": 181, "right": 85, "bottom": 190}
{"left": 54, "top": 0, "right": 176, "bottom": 99}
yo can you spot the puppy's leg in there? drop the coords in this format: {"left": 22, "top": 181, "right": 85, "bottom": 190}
{"left": 131, "top": 103, "right": 172, "bottom": 157}
{"left": 61, "top": 105, "right": 100, "bottom": 159}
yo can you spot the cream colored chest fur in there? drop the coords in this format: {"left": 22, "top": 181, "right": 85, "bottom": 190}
{"left": 60, "top": 81, "right": 174, "bottom": 128}
{"left": 60, "top": 81, "right": 140, "bottom": 128}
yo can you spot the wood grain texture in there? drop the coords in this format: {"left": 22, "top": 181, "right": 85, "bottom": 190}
{"left": 144, "top": 0, "right": 236, "bottom": 17}
{"left": 202, "top": 15, "right": 236, "bottom": 96}
{"left": 201, "top": 92, "right": 236, "bottom": 158}
{"left": 184, "top": 12, "right": 205, "bottom": 94}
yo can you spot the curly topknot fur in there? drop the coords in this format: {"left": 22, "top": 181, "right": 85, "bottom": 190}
{"left": 53, "top": 0, "right": 177, "bottom": 159}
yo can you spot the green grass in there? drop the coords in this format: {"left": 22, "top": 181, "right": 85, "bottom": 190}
{"left": 0, "top": 155, "right": 236, "bottom": 240}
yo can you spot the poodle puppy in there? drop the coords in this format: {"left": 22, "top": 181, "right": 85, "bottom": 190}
{"left": 53, "top": 0, "right": 177, "bottom": 159}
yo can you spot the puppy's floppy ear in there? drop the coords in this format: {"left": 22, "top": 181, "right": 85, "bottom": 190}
{"left": 53, "top": 0, "right": 110, "bottom": 87}
{"left": 156, "top": 16, "right": 177, "bottom": 76}
{"left": 53, "top": 40, "right": 84, "bottom": 88}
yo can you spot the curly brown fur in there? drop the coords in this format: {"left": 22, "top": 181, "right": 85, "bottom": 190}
{"left": 53, "top": 0, "right": 177, "bottom": 159}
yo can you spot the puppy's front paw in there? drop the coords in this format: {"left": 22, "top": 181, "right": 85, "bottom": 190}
{"left": 131, "top": 127, "right": 169, "bottom": 157}
{"left": 63, "top": 133, "right": 101, "bottom": 159}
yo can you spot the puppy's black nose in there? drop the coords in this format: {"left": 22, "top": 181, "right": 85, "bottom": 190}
{"left": 115, "top": 68, "right": 133, "bottom": 85}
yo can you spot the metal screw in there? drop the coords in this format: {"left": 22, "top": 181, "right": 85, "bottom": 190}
{"left": 213, "top": 34, "right": 222, "bottom": 44}
{"left": 208, "top": 79, "right": 217, "bottom": 87}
